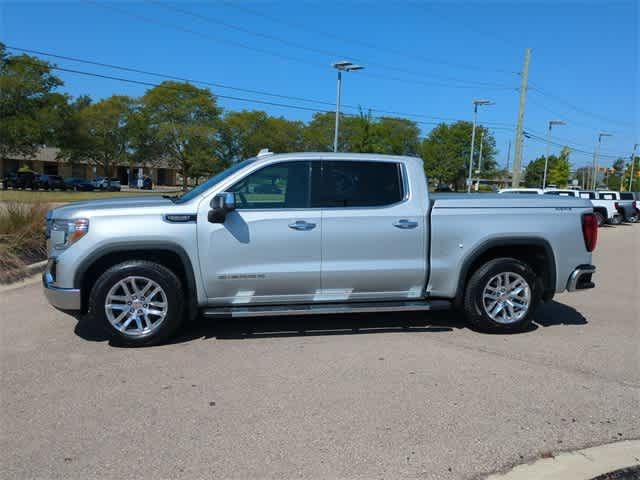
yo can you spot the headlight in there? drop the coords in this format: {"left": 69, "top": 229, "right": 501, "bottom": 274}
{"left": 51, "top": 218, "right": 89, "bottom": 249}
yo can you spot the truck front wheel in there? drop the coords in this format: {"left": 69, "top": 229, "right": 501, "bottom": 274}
{"left": 87, "top": 260, "right": 184, "bottom": 347}
{"left": 463, "top": 258, "right": 540, "bottom": 333}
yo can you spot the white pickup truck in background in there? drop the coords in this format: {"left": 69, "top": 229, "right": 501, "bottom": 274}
{"left": 542, "top": 190, "right": 619, "bottom": 226}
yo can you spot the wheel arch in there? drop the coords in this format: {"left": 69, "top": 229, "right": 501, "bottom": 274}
{"left": 74, "top": 242, "right": 197, "bottom": 315}
{"left": 453, "top": 237, "right": 556, "bottom": 307}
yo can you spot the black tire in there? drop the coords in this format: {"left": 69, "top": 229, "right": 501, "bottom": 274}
{"left": 594, "top": 211, "right": 605, "bottom": 227}
{"left": 87, "top": 260, "right": 184, "bottom": 347}
{"left": 608, "top": 215, "right": 622, "bottom": 225}
{"left": 463, "top": 257, "right": 541, "bottom": 333}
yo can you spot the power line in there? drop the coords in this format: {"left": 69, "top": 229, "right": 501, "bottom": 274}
{"left": 527, "top": 96, "right": 604, "bottom": 131}
{"left": 149, "top": 0, "right": 516, "bottom": 90}
{"left": 529, "top": 84, "right": 633, "bottom": 129}
{"left": 7, "top": 45, "right": 516, "bottom": 129}
{"left": 218, "top": 0, "right": 516, "bottom": 76}
{"left": 17, "top": 58, "right": 512, "bottom": 131}
{"left": 523, "top": 130, "right": 625, "bottom": 159}
{"left": 85, "top": 0, "right": 515, "bottom": 92}
{"left": 15, "top": 50, "right": 628, "bottom": 161}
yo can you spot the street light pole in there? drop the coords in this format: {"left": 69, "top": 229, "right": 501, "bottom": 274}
{"left": 475, "top": 130, "right": 485, "bottom": 191}
{"left": 592, "top": 132, "right": 612, "bottom": 190}
{"left": 629, "top": 143, "right": 638, "bottom": 192}
{"left": 332, "top": 61, "right": 363, "bottom": 153}
{"left": 333, "top": 70, "right": 342, "bottom": 153}
{"left": 543, "top": 120, "right": 565, "bottom": 189}
{"left": 467, "top": 99, "right": 493, "bottom": 193}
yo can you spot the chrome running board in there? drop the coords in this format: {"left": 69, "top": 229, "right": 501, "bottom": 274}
{"left": 202, "top": 299, "right": 451, "bottom": 318}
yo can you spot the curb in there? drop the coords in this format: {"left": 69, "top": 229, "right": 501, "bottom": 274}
{"left": 486, "top": 440, "right": 640, "bottom": 480}
{"left": 0, "top": 260, "right": 47, "bottom": 290}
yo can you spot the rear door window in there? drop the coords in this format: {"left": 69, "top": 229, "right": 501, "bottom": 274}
{"left": 314, "top": 161, "right": 404, "bottom": 208}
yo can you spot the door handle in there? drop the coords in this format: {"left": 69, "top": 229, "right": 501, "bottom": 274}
{"left": 393, "top": 219, "right": 418, "bottom": 229}
{"left": 288, "top": 220, "right": 316, "bottom": 231}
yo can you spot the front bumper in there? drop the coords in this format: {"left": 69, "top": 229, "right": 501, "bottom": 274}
{"left": 566, "top": 265, "right": 596, "bottom": 292}
{"left": 42, "top": 269, "right": 81, "bottom": 311}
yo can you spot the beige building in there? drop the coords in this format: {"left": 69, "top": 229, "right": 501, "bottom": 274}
{"left": 1, "top": 147, "right": 177, "bottom": 186}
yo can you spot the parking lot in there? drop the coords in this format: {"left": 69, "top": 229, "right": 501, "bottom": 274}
{"left": 1, "top": 223, "right": 638, "bottom": 479}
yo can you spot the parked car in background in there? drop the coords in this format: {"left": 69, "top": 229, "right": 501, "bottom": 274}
{"left": 579, "top": 191, "right": 622, "bottom": 226}
{"left": 37, "top": 174, "right": 68, "bottom": 191}
{"left": 92, "top": 177, "right": 121, "bottom": 191}
{"left": 129, "top": 176, "right": 153, "bottom": 190}
{"left": 64, "top": 177, "right": 95, "bottom": 192}
{"left": 2, "top": 171, "right": 39, "bottom": 190}
{"left": 596, "top": 190, "right": 636, "bottom": 223}
{"left": 617, "top": 192, "right": 639, "bottom": 223}
{"left": 498, "top": 188, "right": 544, "bottom": 195}
{"left": 43, "top": 152, "right": 597, "bottom": 346}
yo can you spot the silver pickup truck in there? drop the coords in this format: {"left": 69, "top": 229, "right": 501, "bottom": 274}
{"left": 43, "top": 152, "right": 598, "bottom": 346}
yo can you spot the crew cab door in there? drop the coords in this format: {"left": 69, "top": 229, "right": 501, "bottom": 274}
{"left": 317, "top": 160, "right": 428, "bottom": 301}
{"left": 197, "top": 160, "right": 321, "bottom": 305}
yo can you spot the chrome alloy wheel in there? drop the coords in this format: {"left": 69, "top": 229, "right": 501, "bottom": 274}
{"left": 105, "top": 276, "right": 168, "bottom": 338}
{"left": 482, "top": 272, "right": 531, "bottom": 324}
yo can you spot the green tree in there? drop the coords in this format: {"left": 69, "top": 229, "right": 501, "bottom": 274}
{"left": 0, "top": 44, "right": 66, "bottom": 158}
{"left": 622, "top": 155, "right": 640, "bottom": 191}
{"left": 139, "top": 81, "right": 221, "bottom": 190}
{"left": 375, "top": 117, "right": 421, "bottom": 156}
{"left": 64, "top": 95, "right": 136, "bottom": 185}
{"left": 421, "top": 121, "right": 496, "bottom": 190}
{"left": 302, "top": 111, "right": 420, "bottom": 156}
{"left": 56, "top": 95, "right": 92, "bottom": 168}
{"left": 524, "top": 147, "right": 571, "bottom": 188}
{"left": 303, "top": 112, "right": 343, "bottom": 151}
{"left": 217, "top": 110, "right": 304, "bottom": 164}
{"left": 605, "top": 158, "right": 626, "bottom": 190}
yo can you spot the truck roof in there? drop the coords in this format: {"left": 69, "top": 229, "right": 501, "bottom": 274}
{"left": 249, "top": 151, "right": 424, "bottom": 167}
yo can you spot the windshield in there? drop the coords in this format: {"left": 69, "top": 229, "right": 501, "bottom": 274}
{"left": 173, "top": 158, "right": 256, "bottom": 204}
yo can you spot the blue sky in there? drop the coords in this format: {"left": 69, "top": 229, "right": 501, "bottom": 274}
{"left": 2, "top": 0, "right": 638, "bottom": 169}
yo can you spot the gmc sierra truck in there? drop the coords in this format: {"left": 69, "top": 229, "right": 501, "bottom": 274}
{"left": 43, "top": 152, "right": 598, "bottom": 346}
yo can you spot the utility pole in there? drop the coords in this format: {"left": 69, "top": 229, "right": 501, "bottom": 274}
{"left": 543, "top": 120, "right": 565, "bottom": 189}
{"left": 467, "top": 99, "right": 493, "bottom": 192}
{"left": 629, "top": 143, "right": 638, "bottom": 192}
{"left": 475, "top": 130, "right": 485, "bottom": 191}
{"left": 506, "top": 140, "right": 511, "bottom": 171}
{"left": 592, "top": 132, "right": 612, "bottom": 189}
{"left": 511, "top": 48, "right": 531, "bottom": 187}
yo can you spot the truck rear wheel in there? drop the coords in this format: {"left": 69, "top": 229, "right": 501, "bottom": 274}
{"left": 87, "top": 260, "right": 184, "bottom": 347}
{"left": 608, "top": 215, "right": 622, "bottom": 225}
{"left": 463, "top": 258, "right": 540, "bottom": 333}
{"left": 594, "top": 211, "right": 605, "bottom": 227}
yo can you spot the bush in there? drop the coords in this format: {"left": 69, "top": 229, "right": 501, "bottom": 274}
{"left": 0, "top": 201, "right": 50, "bottom": 282}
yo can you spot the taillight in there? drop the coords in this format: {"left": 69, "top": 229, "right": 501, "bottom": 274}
{"left": 633, "top": 200, "right": 638, "bottom": 211}
{"left": 582, "top": 213, "right": 598, "bottom": 252}
{"left": 614, "top": 201, "right": 619, "bottom": 210}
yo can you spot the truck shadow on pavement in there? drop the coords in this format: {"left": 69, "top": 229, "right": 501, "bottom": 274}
{"left": 73, "top": 300, "right": 587, "bottom": 346}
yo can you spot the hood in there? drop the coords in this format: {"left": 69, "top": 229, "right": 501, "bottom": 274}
{"left": 48, "top": 195, "right": 175, "bottom": 219}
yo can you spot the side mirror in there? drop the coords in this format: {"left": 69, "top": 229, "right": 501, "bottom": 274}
{"left": 208, "top": 192, "right": 236, "bottom": 223}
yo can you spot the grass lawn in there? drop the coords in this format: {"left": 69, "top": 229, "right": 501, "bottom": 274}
{"left": 0, "top": 189, "right": 180, "bottom": 203}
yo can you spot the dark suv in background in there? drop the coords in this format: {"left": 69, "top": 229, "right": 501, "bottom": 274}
{"left": 2, "top": 171, "right": 39, "bottom": 190}
{"left": 36, "top": 174, "right": 68, "bottom": 191}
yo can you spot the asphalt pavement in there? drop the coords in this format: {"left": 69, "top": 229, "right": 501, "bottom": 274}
{"left": 1, "top": 224, "right": 638, "bottom": 479}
